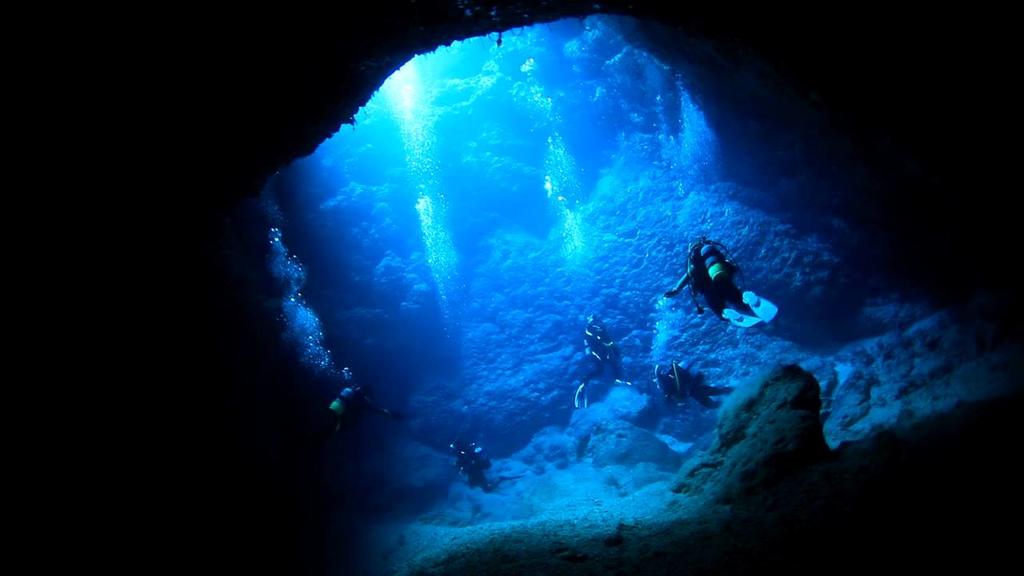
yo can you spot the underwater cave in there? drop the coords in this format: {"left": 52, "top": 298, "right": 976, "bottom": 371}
{"left": 191, "top": 5, "right": 1022, "bottom": 575}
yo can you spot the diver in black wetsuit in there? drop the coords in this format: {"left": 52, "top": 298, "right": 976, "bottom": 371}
{"left": 653, "top": 360, "right": 734, "bottom": 408}
{"left": 664, "top": 237, "right": 777, "bottom": 328}
{"left": 574, "top": 314, "right": 632, "bottom": 408}
{"left": 449, "top": 439, "right": 524, "bottom": 492}
{"left": 328, "top": 367, "right": 400, "bottom": 432}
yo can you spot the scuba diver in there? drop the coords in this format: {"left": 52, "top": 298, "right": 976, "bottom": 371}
{"left": 328, "top": 367, "right": 400, "bottom": 432}
{"left": 663, "top": 236, "right": 778, "bottom": 328}
{"left": 575, "top": 314, "right": 632, "bottom": 408}
{"left": 449, "top": 439, "right": 524, "bottom": 493}
{"left": 653, "top": 360, "right": 734, "bottom": 409}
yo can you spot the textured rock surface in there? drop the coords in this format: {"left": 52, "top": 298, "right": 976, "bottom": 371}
{"left": 813, "top": 304, "right": 1024, "bottom": 447}
{"left": 674, "top": 365, "right": 829, "bottom": 502}
{"left": 392, "top": 370, "right": 1024, "bottom": 576}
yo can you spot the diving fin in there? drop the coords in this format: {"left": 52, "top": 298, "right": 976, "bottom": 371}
{"left": 574, "top": 383, "right": 588, "bottom": 408}
{"left": 723, "top": 308, "right": 763, "bottom": 328}
{"left": 742, "top": 291, "right": 778, "bottom": 322}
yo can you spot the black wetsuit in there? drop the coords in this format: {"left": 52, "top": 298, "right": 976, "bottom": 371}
{"left": 665, "top": 239, "right": 754, "bottom": 318}
{"left": 655, "top": 361, "right": 733, "bottom": 408}
{"left": 582, "top": 319, "right": 625, "bottom": 383}
{"left": 453, "top": 442, "right": 497, "bottom": 492}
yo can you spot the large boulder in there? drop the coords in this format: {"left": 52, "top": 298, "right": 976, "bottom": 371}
{"left": 674, "top": 364, "right": 829, "bottom": 501}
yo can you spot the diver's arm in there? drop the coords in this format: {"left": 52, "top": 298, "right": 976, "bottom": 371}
{"left": 358, "top": 390, "right": 398, "bottom": 418}
{"left": 369, "top": 401, "right": 400, "bottom": 418}
{"left": 664, "top": 272, "right": 690, "bottom": 298}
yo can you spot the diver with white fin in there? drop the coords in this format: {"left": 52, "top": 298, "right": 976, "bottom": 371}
{"left": 574, "top": 314, "right": 632, "bottom": 408}
{"left": 664, "top": 236, "right": 777, "bottom": 327}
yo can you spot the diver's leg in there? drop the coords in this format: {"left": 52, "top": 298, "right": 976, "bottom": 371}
{"left": 689, "top": 387, "right": 720, "bottom": 409}
{"left": 583, "top": 359, "right": 604, "bottom": 382}
{"left": 575, "top": 360, "right": 603, "bottom": 408}
{"left": 611, "top": 361, "right": 631, "bottom": 386}
{"left": 704, "top": 288, "right": 727, "bottom": 319}
{"left": 714, "top": 284, "right": 762, "bottom": 327}
{"left": 325, "top": 411, "right": 341, "bottom": 435}
{"left": 721, "top": 281, "right": 754, "bottom": 315}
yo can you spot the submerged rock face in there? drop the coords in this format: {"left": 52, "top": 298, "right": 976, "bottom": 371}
{"left": 816, "top": 305, "right": 1024, "bottom": 447}
{"left": 674, "top": 364, "right": 829, "bottom": 501}
{"left": 402, "top": 369, "right": 1024, "bottom": 576}
{"left": 509, "top": 388, "right": 683, "bottom": 473}
{"left": 567, "top": 397, "right": 683, "bottom": 471}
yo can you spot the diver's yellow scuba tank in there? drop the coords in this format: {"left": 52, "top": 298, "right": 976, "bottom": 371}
{"left": 708, "top": 260, "right": 729, "bottom": 281}
{"left": 329, "top": 398, "right": 346, "bottom": 415}
{"left": 700, "top": 243, "right": 730, "bottom": 282}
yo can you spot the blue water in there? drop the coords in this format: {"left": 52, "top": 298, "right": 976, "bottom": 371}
{"left": 249, "top": 15, "right": 1018, "bottom": 573}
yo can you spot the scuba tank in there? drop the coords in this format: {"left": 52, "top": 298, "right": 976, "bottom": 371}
{"left": 700, "top": 243, "right": 731, "bottom": 282}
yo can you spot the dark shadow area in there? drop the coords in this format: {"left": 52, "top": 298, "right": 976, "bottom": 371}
{"left": 716, "top": 392, "right": 1024, "bottom": 575}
